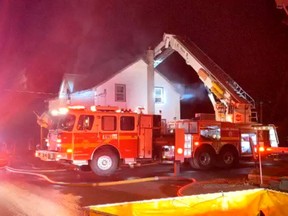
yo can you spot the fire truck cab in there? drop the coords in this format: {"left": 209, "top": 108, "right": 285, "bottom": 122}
{"left": 35, "top": 106, "right": 161, "bottom": 176}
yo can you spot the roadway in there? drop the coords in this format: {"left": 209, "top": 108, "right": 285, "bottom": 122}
{"left": 0, "top": 152, "right": 257, "bottom": 215}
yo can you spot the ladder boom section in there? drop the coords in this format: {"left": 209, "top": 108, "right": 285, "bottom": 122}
{"left": 154, "top": 48, "right": 175, "bottom": 68}
{"left": 154, "top": 33, "right": 255, "bottom": 108}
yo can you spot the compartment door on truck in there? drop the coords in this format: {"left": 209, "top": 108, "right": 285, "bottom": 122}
{"left": 118, "top": 114, "right": 138, "bottom": 158}
{"left": 138, "top": 115, "right": 153, "bottom": 158}
{"left": 240, "top": 129, "right": 257, "bottom": 157}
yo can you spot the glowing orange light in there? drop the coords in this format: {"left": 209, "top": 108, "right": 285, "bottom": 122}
{"left": 259, "top": 147, "right": 265, "bottom": 152}
{"left": 194, "top": 141, "right": 199, "bottom": 146}
{"left": 177, "top": 148, "right": 183, "bottom": 154}
{"left": 66, "top": 149, "right": 73, "bottom": 153}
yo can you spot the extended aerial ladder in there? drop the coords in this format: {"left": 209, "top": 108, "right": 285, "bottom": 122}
{"left": 154, "top": 33, "right": 257, "bottom": 123}
{"left": 275, "top": 0, "right": 288, "bottom": 25}
{"left": 275, "top": 0, "right": 288, "bottom": 16}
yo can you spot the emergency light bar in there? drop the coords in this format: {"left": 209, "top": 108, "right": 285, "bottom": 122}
{"left": 252, "top": 124, "right": 277, "bottom": 130}
{"left": 68, "top": 105, "right": 85, "bottom": 110}
{"left": 50, "top": 108, "right": 69, "bottom": 116}
{"left": 90, "top": 105, "right": 119, "bottom": 112}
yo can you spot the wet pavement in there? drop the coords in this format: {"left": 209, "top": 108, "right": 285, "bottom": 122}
{"left": 3, "top": 151, "right": 288, "bottom": 201}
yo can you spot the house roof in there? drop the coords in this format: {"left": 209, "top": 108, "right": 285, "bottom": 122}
{"left": 62, "top": 51, "right": 183, "bottom": 95}
{"left": 64, "top": 52, "right": 141, "bottom": 93}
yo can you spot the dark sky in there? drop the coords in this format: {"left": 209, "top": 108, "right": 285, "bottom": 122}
{"left": 0, "top": 0, "right": 288, "bottom": 145}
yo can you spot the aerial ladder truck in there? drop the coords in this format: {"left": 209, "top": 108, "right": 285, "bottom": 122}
{"left": 153, "top": 33, "right": 287, "bottom": 169}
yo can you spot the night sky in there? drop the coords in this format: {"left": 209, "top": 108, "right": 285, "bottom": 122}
{"left": 0, "top": 0, "right": 287, "bottom": 146}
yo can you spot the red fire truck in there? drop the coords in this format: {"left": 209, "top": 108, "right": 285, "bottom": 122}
{"left": 162, "top": 116, "right": 280, "bottom": 170}
{"left": 151, "top": 33, "right": 286, "bottom": 170}
{"left": 35, "top": 106, "right": 167, "bottom": 176}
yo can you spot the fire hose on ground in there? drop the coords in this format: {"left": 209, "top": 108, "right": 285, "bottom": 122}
{"left": 3, "top": 166, "right": 196, "bottom": 195}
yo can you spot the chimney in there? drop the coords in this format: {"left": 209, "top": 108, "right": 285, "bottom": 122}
{"left": 146, "top": 47, "right": 155, "bottom": 115}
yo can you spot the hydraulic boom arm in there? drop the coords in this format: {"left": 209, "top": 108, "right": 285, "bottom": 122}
{"left": 154, "top": 33, "right": 257, "bottom": 123}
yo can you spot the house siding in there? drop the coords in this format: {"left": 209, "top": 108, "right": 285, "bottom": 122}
{"left": 51, "top": 59, "right": 181, "bottom": 121}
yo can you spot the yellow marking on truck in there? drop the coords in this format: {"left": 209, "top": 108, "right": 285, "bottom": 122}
{"left": 118, "top": 135, "right": 138, "bottom": 140}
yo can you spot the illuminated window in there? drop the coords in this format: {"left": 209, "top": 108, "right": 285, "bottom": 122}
{"left": 154, "top": 87, "right": 164, "bottom": 104}
{"left": 115, "top": 84, "right": 126, "bottom": 102}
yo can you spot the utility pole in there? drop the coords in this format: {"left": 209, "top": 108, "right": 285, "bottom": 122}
{"left": 260, "top": 101, "right": 263, "bottom": 123}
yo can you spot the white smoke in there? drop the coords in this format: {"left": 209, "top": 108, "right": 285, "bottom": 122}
{"left": 175, "top": 83, "right": 208, "bottom": 101}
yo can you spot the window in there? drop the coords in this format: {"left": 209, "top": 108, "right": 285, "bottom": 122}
{"left": 115, "top": 84, "right": 126, "bottom": 102}
{"left": 200, "top": 125, "right": 220, "bottom": 140}
{"left": 102, "top": 116, "right": 117, "bottom": 131}
{"left": 154, "top": 87, "right": 164, "bottom": 104}
{"left": 189, "top": 122, "right": 198, "bottom": 133}
{"left": 77, "top": 115, "right": 94, "bottom": 131}
{"left": 120, "top": 116, "right": 135, "bottom": 131}
{"left": 58, "top": 114, "right": 75, "bottom": 131}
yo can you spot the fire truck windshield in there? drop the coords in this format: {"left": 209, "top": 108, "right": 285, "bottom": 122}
{"left": 49, "top": 114, "right": 76, "bottom": 131}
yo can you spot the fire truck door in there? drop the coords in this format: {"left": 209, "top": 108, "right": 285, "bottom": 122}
{"left": 138, "top": 115, "right": 153, "bottom": 158}
{"left": 73, "top": 132, "right": 95, "bottom": 160}
{"left": 73, "top": 115, "right": 96, "bottom": 160}
{"left": 118, "top": 115, "right": 138, "bottom": 158}
{"left": 258, "top": 130, "right": 270, "bottom": 147}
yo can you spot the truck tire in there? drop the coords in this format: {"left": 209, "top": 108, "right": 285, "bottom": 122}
{"left": 90, "top": 148, "right": 119, "bottom": 176}
{"left": 189, "top": 158, "right": 200, "bottom": 169}
{"left": 191, "top": 146, "right": 215, "bottom": 170}
{"left": 218, "top": 146, "right": 239, "bottom": 168}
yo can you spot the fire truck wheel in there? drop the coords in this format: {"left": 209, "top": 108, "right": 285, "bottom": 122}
{"left": 90, "top": 148, "right": 119, "bottom": 176}
{"left": 192, "top": 146, "right": 216, "bottom": 170}
{"left": 189, "top": 158, "right": 200, "bottom": 169}
{"left": 218, "top": 147, "right": 239, "bottom": 168}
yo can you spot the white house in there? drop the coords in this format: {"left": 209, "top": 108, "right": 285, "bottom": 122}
{"left": 49, "top": 58, "right": 181, "bottom": 122}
